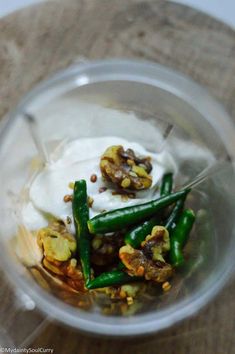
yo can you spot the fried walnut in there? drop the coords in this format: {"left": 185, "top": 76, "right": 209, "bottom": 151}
{"left": 37, "top": 220, "right": 76, "bottom": 262}
{"left": 119, "top": 226, "right": 173, "bottom": 283}
{"left": 100, "top": 145, "right": 153, "bottom": 190}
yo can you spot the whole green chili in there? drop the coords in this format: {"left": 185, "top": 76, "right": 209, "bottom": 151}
{"left": 86, "top": 270, "right": 139, "bottom": 289}
{"left": 165, "top": 195, "right": 186, "bottom": 233}
{"left": 72, "top": 180, "right": 91, "bottom": 284}
{"left": 169, "top": 208, "right": 195, "bottom": 267}
{"left": 124, "top": 173, "right": 174, "bottom": 248}
{"left": 160, "top": 172, "right": 173, "bottom": 197}
{"left": 88, "top": 189, "right": 189, "bottom": 234}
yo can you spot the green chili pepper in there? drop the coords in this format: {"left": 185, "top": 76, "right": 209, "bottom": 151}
{"left": 86, "top": 270, "right": 139, "bottom": 289}
{"left": 165, "top": 196, "right": 186, "bottom": 233}
{"left": 88, "top": 189, "right": 189, "bottom": 234}
{"left": 124, "top": 173, "right": 173, "bottom": 248}
{"left": 72, "top": 180, "right": 91, "bottom": 284}
{"left": 124, "top": 216, "right": 161, "bottom": 248}
{"left": 160, "top": 172, "right": 173, "bottom": 197}
{"left": 169, "top": 209, "right": 195, "bottom": 267}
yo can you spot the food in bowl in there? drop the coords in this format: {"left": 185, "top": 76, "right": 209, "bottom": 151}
{"left": 17, "top": 134, "right": 196, "bottom": 315}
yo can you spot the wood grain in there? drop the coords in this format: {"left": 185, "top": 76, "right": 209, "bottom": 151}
{"left": 0, "top": 1, "right": 235, "bottom": 353}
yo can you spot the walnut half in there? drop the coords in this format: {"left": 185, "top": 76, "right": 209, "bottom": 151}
{"left": 119, "top": 226, "right": 173, "bottom": 283}
{"left": 100, "top": 145, "right": 153, "bottom": 190}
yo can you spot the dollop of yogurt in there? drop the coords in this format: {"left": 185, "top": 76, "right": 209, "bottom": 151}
{"left": 23, "top": 136, "right": 177, "bottom": 233}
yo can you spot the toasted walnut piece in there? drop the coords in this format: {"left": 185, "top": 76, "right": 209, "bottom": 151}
{"left": 121, "top": 178, "right": 131, "bottom": 188}
{"left": 136, "top": 265, "right": 145, "bottom": 276}
{"left": 119, "top": 289, "right": 127, "bottom": 299}
{"left": 120, "top": 148, "right": 152, "bottom": 173}
{"left": 43, "top": 258, "right": 64, "bottom": 275}
{"left": 121, "top": 284, "right": 142, "bottom": 298}
{"left": 119, "top": 244, "right": 173, "bottom": 283}
{"left": 127, "top": 159, "right": 135, "bottom": 167}
{"left": 132, "top": 165, "right": 149, "bottom": 178}
{"left": 141, "top": 226, "right": 170, "bottom": 262}
{"left": 103, "top": 283, "right": 143, "bottom": 302}
{"left": 49, "top": 220, "right": 68, "bottom": 234}
{"left": 120, "top": 244, "right": 135, "bottom": 255}
{"left": 44, "top": 257, "right": 83, "bottom": 280}
{"left": 100, "top": 145, "right": 153, "bottom": 190}
{"left": 65, "top": 258, "right": 82, "bottom": 279}
{"left": 129, "top": 171, "right": 138, "bottom": 177}
{"left": 42, "top": 256, "right": 86, "bottom": 292}
{"left": 37, "top": 225, "right": 76, "bottom": 262}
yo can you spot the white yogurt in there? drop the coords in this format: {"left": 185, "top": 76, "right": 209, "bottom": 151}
{"left": 24, "top": 136, "right": 177, "bottom": 233}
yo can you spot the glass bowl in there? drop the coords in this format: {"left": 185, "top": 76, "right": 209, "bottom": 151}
{"left": 0, "top": 59, "right": 235, "bottom": 337}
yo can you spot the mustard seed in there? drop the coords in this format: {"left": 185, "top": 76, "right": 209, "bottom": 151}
{"left": 90, "top": 174, "right": 97, "bottom": 183}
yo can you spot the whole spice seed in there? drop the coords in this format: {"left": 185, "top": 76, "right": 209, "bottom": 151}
{"left": 90, "top": 174, "right": 97, "bottom": 183}
{"left": 63, "top": 194, "right": 73, "bottom": 203}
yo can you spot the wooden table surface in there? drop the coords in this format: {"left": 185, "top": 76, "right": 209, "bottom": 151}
{"left": 0, "top": 1, "right": 235, "bottom": 353}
